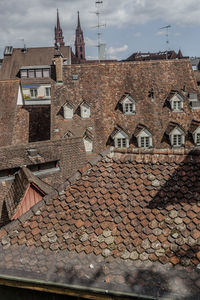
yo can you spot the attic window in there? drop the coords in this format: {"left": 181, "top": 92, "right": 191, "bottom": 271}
{"left": 112, "top": 129, "right": 129, "bottom": 148}
{"left": 83, "top": 136, "right": 93, "bottom": 152}
{"left": 80, "top": 102, "right": 91, "bottom": 118}
{"left": 63, "top": 102, "right": 73, "bottom": 119}
{"left": 141, "top": 137, "right": 150, "bottom": 148}
{"left": 192, "top": 126, "right": 200, "bottom": 145}
{"left": 117, "top": 138, "right": 127, "bottom": 148}
{"left": 170, "top": 93, "right": 184, "bottom": 112}
{"left": 173, "top": 134, "right": 182, "bottom": 146}
{"left": 169, "top": 126, "right": 185, "bottom": 147}
{"left": 196, "top": 133, "right": 200, "bottom": 145}
{"left": 120, "top": 95, "right": 136, "bottom": 115}
{"left": 136, "top": 128, "right": 153, "bottom": 148}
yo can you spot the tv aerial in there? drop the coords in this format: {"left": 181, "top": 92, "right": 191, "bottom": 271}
{"left": 160, "top": 25, "right": 171, "bottom": 59}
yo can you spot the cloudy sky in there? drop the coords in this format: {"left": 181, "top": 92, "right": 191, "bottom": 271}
{"left": 0, "top": 0, "right": 200, "bottom": 60}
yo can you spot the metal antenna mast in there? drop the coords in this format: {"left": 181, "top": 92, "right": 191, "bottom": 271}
{"left": 95, "top": 1, "right": 106, "bottom": 61}
{"left": 160, "top": 25, "right": 171, "bottom": 59}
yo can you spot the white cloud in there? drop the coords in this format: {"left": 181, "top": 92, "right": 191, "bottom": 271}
{"left": 107, "top": 44, "right": 128, "bottom": 55}
{"left": 0, "top": 0, "right": 199, "bottom": 54}
{"left": 85, "top": 37, "right": 97, "bottom": 47}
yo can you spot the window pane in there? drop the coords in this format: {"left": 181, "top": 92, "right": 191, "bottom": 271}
{"left": 43, "top": 69, "right": 50, "bottom": 77}
{"left": 117, "top": 139, "right": 121, "bottom": 148}
{"left": 122, "top": 138, "right": 126, "bottom": 147}
{"left": 30, "top": 89, "right": 37, "bottom": 98}
{"left": 28, "top": 70, "right": 35, "bottom": 78}
{"left": 45, "top": 87, "right": 51, "bottom": 97}
{"left": 145, "top": 137, "right": 149, "bottom": 147}
{"left": 21, "top": 70, "right": 27, "bottom": 78}
{"left": 36, "top": 69, "right": 42, "bottom": 78}
{"left": 141, "top": 137, "right": 144, "bottom": 147}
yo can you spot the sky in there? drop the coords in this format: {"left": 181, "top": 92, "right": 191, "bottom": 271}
{"left": 0, "top": 0, "right": 200, "bottom": 60}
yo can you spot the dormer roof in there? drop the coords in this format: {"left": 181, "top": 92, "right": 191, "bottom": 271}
{"left": 119, "top": 94, "right": 135, "bottom": 104}
{"left": 134, "top": 125, "right": 152, "bottom": 137}
{"left": 165, "top": 122, "right": 185, "bottom": 136}
{"left": 110, "top": 126, "right": 130, "bottom": 139}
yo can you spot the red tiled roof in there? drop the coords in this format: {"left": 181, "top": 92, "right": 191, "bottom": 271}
{"left": 1, "top": 149, "right": 199, "bottom": 268}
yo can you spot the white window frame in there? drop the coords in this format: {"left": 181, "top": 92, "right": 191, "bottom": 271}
{"left": 116, "top": 138, "right": 127, "bottom": 148}
{"left": 172, "top": 134, "right": 182, "bottom": 147}
{"left": 140, "top": 136, "right": 150, "bottom": 148}
{"left": 83, "top": 136, "right": 93, "bottom": 152}
{"left": 45, "top": 87, "right": 51, "bottom": 97}
{"left": 171, "top": 94, "right": 183, "bottom": 112}
{"left": 80, "top": 103, "right": 91, "bottom": 118}
{"left": 121, "top": 96, "right": 136, "bottom": 115}
{"left": 63, "top": 103, "right": 73, "bottom": 119}
{"left": 21, "top": 70, "right": 27, "bottom": 78}
{"left": 30, "top": 88, "right": 38, "bottom": 98}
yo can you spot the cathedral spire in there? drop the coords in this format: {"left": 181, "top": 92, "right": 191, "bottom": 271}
{"left": 75, "top": 11, "right": 86, "bottom": 61}
{"left": 54, "top": 9, "right": 65, "bottom": 47}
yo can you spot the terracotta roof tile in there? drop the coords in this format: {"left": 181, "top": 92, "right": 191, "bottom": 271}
{"left": 0, "top": 148, "right": 199, "bottom": 294}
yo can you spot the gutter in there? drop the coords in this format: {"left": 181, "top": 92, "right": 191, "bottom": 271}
{"left": 0, "top": 273, "right": 171, "bottom": 300}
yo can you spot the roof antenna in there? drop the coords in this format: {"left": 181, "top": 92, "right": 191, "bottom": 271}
{"left": 94, "top": 1, "right": 106, "bottom": 61}
{"left": 160, "top": 25, "right": 171, "bottom": 59}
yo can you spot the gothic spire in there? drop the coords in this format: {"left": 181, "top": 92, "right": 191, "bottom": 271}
{"left": 77, "top": 10, "right": 80, "bottom": 28}
{"left": 75, "top": 11, "right": 86, "bottom": 61}
{"left": 54, "top": 9, "right": 65, "bottom": 47}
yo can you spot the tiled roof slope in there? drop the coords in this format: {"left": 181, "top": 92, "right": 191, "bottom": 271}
{"left": 51, "top": 59, "right": 200, "bottom": 152}
{"left": 0, "top": 80, "right": 21, "bottom": 146}
{"left": 0, "top": 46, "right": 71, "bottom": 80}
{"left": 1, "top": 149, "right": 199, "bottom": 268}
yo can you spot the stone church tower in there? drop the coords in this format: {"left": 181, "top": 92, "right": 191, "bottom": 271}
{"left": 75, "top": 11, "right": 86, "bottom": 61}
{"left": 55, "top": 9, "right": 65, "bottom": 47}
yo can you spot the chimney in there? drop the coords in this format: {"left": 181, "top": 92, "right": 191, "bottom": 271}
{"left": 54, "top": 47, "right": 63, "bottom": 84}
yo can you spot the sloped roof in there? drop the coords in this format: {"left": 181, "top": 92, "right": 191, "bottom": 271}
{"left": 0, "top": 149, "right": 199, "bottom": 298}
{"left": 0, "top": 80, "right": 20, "bottom": 147}
{"left": 0, "top": 46, "right": 71, "bottom": 80}
{"left": 134, "top": 124, "right": 153, "bottom": 137}
{"left": 0, "top": 167, "right": 54, "bottom": 226}
{"left": 165, "top": 122, "right": 185, "bottom": 136}
{"left": 190, "top": 120, "right": 200, "bottom": 133}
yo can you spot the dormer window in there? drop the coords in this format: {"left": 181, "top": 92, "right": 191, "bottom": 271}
{"left": 196, "top": 133, "right": 200, "bottom": 145}
{"left": 172, "top": 134, "right": 182, "bottom": 146}
{"left": 167, "top": 125, "right": 185, "bottom": 147}
{"left": 168, "top": 92, "right": 184, "bottom": 112}
{"left": 172, "top": 100, "right": 182, "bottom": 111}
{"left": 141, "top": 136, "right": 150, "bottom": 148}
{"left": 135, "top": 127, "right": 153, "bottom": 148}
{"left": 191, "top": 124, "right": 200, "bottom": 146}
{"left": 63, "top": 102, "right": 74, "bottom": 119}
{"left": 20, "top": 66, "right": 50, "bottom": 79}
{"left": 83, "top": 129, "right": 93, "bottom": 152}
{"left": 80, "top": 101, "right": 91, "bottom": 118}
{"left": 111, "top": 128, "right": 130, "bottom": 148}
{"left": 119, "top": 94, "right": 136, "bottom": 115}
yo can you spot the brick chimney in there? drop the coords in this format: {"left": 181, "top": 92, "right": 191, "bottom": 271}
{"left": 54, "top": 47, "right": 63, "bottom": 83}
